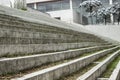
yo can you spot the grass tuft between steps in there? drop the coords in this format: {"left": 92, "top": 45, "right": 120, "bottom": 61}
{"left": 58, "top": 63, "right": 97, "bottom": 80}
{"left": 57, "top": 48, "right": 119, "bottom": 80}
{"left": 100, "top": 54, "right": 120, "bottom": 78}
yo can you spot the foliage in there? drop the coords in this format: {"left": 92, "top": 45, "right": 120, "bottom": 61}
{"left": 108, "top": 3, "right": 120, "bottom": 14}
{"left": 79, "top": 0, "right": 102, "bottom": 7}
{"left": 91, "top": 2, "right": 120, "bottom": 24}
{"left": 91, "top": 3, "right": 120, "bottom": 17}
{"left": 79, "top": 0, "right": 102, "bottom": 11}
{"left": 21, "top": 7, "right": 27, "bottom": 11}
{"left": 14, "top": 0, "right": 27, "bottom": 10}
{"left": 79, "top": 0, "right": 102, "bottom": 24}
{"left": 97, "top": 7, "right": 110, "bottom": 16}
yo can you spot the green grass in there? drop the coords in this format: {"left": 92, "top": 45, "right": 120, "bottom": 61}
{"left": 96, "top": 53, "right": 113, "bottom": 62}
{"left": 100, "top": 55, "right": 120, "bottom": 78}
{"left": 95, "top": 48, "right": 119, "bottom": 62}
{"left": 58, "top": 63, "right": 97, "bottom": 80}
{"left": 57, "top": 49, "right": 119, "bottom": 80}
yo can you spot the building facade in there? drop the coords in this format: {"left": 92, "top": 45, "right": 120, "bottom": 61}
{"left": 27, "top": 0, "right": 88, "bottom": 25}
{"left": 27, "top": 0, "right": 119, "bottom": 25}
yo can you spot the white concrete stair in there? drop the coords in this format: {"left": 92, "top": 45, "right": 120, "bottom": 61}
{"left": 0, "top": 45, "right": 114, "bottom": 75}
{"left": 11, "top": 46, "right": 119, "bottom": 80}
{"left": 0, "top": 5, "right": 120, "bottom": 80}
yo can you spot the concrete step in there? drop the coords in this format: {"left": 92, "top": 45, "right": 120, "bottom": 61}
{"left": 0, "top": 14, "right": 108, "bottom": 44}
{"left": 0, "top": 23, "right": 108, "bottom": 44}
{"left": 0, "top": 37, "right": 108, "bottom": 45}
{"left": 0, "top": 45, "right": 114, "bottom": 75}
{"left": 98, "top": 54, "right": 120, "bottom": 80}
{"left": 0, "top": 27, "right": 105, "bottom": 43}
{"left": 0, "top": 22, "right": 58, "bottom": 31}
{"left": 11, "top": 46, "right": 119, "bottom": 80}
{"left": 0, "top": 6, "right": 119, "bottom": 80}
{"left": 0, "top": 16, "right": 83, "bottom": 34}
{"left": 0, "top": 29, "right": 104, "bottom": 42}
{"left": 0, "top": 14, "right": 22, "bottom": 21}
{"left": 0, "top": 22, "right": 107, "bottom": 42}
{"left": 76, "top": 48, "right": 120, "bottom": 80}
{"left": 56, "top": 46, "right": 117, "bottom": 80}
{"left": 0, "top": 23, "right": 66, "bottom": 34}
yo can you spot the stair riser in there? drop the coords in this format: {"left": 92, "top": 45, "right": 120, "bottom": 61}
{"left": 0, "top": 25, "right": 106, "bottom": 44}
{"left": 0, "top": 42, "right": 106, "bottom": 57}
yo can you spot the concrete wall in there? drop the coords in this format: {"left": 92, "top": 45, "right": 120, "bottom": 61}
{"left": 73, "top": 10, "right": 88, "bottom": 25}
{"left": 47, "top": 9, "right": 73, "bottom": 23}
{"left": 84, "top": 25, "right": 120, "bottom": 42}
{"left": 73, "top": 10, "right": 81, "bottom": 24}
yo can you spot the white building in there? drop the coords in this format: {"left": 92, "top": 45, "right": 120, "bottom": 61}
{"left": 27, "top": 0, "right": 88, "bottom": 25}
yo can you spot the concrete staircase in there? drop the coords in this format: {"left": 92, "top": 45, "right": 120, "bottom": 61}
{"left": 0, "top": 6, "right": 120, "bottom": 80}
{"left": 0, "top": 13, "right": 109, "bottom": 57}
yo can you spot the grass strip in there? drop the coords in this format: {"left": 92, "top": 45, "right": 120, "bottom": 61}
{"left": 58, "top": 63, "right": 96, "bottom": 80}
{"left": 56, "top": 48, "right": 119, "bottom": 80}
{"left": 100, "top": 54, "right": 120, "bottom": 78}
{"left": 95, "top": 48, "right": 119, "bottom": 62}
